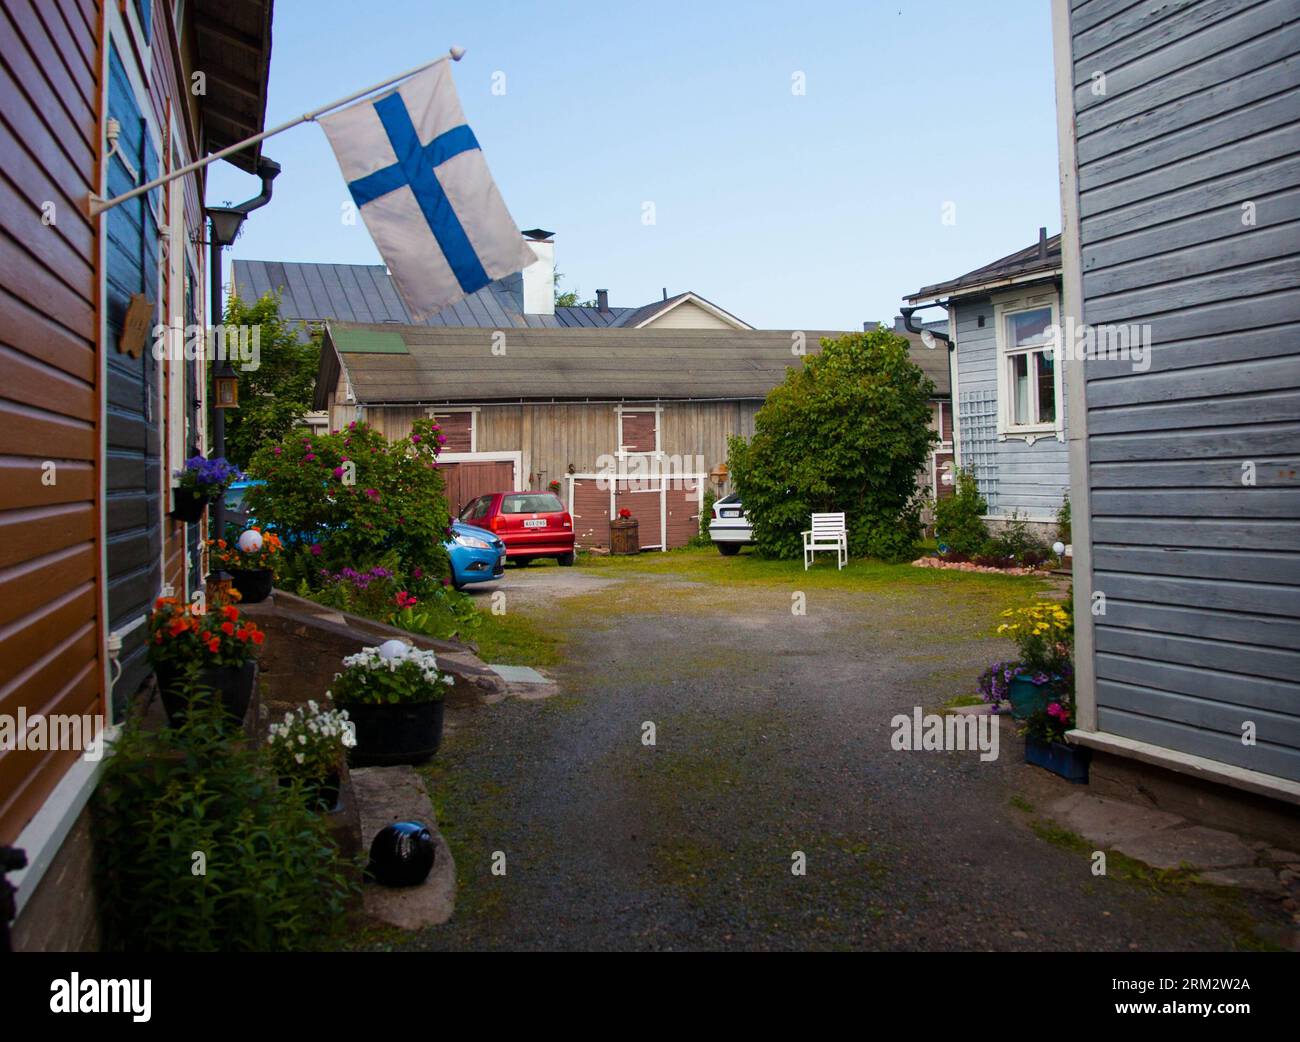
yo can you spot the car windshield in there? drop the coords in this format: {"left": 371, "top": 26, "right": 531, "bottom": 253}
{"left": 502, "top": 493, "right": 564, "bottom": 514}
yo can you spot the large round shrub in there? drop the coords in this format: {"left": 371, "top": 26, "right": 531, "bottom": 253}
{"left": 727, "top": 328, "right": 937, "bottom": 561}
{"left": 244, "top": 418, "right": 450, "bottom": 580}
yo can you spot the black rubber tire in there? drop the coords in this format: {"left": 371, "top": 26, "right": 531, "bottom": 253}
{"left": 557, "top": 552, "right": 575, "bottom": 567}
{"left": 716, "top": 542, "right": 741, "bottom": 556}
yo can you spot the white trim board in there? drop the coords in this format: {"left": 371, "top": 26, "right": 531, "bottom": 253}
{"left": 9, "top": 729, "right": 119, "bottom": 920}
{"left": 1066, "top": 730, "right": 1300, "bottom": 807}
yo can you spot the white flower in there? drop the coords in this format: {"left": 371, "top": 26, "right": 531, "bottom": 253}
{"left": 298, "top": 734, "right": 307, "bottom": 745}
{"left": 295, "top": 753, "right": 305, "bottom": 765}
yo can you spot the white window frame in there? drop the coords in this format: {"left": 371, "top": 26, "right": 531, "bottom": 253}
{"left": 994, "top": 291, "right": 1064, "bottom": 444}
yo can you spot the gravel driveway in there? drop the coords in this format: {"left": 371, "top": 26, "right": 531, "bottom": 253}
{"left": 396, "top": 559, "right": 1281, "bottom": 951}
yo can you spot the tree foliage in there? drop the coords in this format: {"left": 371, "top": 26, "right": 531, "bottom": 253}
{"left": 218, "top": 292, "right": 319, "bottom": 468}
{"left": 727, "top": 328, "right": 937, "bottom": 561}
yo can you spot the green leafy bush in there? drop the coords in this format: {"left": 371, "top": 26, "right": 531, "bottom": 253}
{"left": 932, "top": 468, "right": 989, "bottom": 556}
{"left": 726, "top": 328, "right": 937, "bottom": 560}
{"left": 1056, "top": 493, "right": 1072, "bottom": 546}
{"left": 690, "top": 488, "right": 718, "bottom": 547}
{"left": 94, "top": 700, "right": 356, "bottom": 951}
{"left": 244, "top": 418, "right": 450, "bottom": 580}
{"left": 992, "top": 511, "right": 1048, "bottom": 565}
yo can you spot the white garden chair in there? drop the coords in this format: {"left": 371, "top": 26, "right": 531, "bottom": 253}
{"left": 803, "top": 512, "right": 847, "bottom": 570}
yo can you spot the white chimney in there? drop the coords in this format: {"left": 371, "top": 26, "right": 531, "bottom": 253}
{"left": 521, "top": 238, "right": 555, "bottom": 315}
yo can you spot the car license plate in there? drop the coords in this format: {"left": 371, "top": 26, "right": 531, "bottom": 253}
{"left": 523, "top": 518, "right": 546, "bottom": 528}
{"left": 721, "top": 509, "right": 740, "bottom": 517}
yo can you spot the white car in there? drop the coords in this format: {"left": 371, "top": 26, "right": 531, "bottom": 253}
{"left": 709, "top": 492, "right": 753, "bottom": 555}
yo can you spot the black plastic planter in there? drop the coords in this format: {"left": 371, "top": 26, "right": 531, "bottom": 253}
{"left": 345, "top": 700, "right": 444, "bottom": 766}
{"left": 155, "top": 659, "right": 257, "bottom": 728}
{"left": 230, "top": 568, "right": 273, "bottom": 604}
{"left": 168, "top": 490, "right": 209, "bottom": 523}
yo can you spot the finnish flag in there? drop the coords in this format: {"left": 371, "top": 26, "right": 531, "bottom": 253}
{"left": 320, "top": 61, "right": 535, "bottom": 320}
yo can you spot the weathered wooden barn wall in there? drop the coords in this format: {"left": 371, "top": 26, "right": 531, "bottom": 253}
{"left": 1063, "top": 0, "right": 1300, "bottom": 782}
{"left": 361, "top": 399, "right": 761, "bottom": 489}
{"left": 0, "top": 0, "right": 104, "bottom": 846}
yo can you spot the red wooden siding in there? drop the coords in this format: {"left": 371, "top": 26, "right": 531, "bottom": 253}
{"left": 433, "top": 411, "right": 472, "bottom": 452}
{"left": 664, "top": 478, "right": 702, "bottom": 548}
{"left": 0, "top": 0, "right": 103, "bottom": 845}
{"left": 620, "top": 410, "right": 656, "bottom": 453}
{"left": 570, "top": 478, "right": 611, "bottom": 548}
{"left": 443, "top": 459, "right": 513, "bottom": 517}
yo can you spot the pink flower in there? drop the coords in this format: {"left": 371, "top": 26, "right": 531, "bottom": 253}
{"left": 305, "top": 453, "right": 317, "bottom": 462}
{"left": 364, "top": 488, "right": 379, "bottom": 499}
{"left": 436, "top": 434, "right": 447, "bottom": 444}
{"left": 333, "top": 466, "right": 345, "bottom": 478}
{"left": 411, "top": 434, "right": 421, "bottom": 444}
{"left": 273, "top": 446, "right": 282, "bottom": 456}
{"left": 309, "top": 543, "right": 323, "bottom": 556}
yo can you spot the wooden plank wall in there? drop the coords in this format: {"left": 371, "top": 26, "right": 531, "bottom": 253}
{"left": 103, "top": 38, "right": 161, "bottom": 712}
{"left": 0, "top": 0, "right": 103, "bottom": 845}
{"left": 1069, "top": 0, "right": 1300, "bottom": 780}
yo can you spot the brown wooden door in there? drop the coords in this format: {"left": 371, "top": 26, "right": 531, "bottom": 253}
{"left": 444, "top": 460, "right": 515, "bottom": 518}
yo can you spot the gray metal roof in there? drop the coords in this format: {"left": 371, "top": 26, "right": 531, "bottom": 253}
{"left": 232, "top": 259, "right": 635, "bottom": 329}
{"left": 316, "top": 323, "right": 950, "bottom": 408}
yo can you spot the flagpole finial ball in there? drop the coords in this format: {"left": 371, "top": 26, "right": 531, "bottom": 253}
{"left": 449, "top": 46, "right": 466, "bottom": 61}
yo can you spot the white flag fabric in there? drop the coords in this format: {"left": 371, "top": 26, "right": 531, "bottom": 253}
{"left": 319, "top": 60, "right": 535, "bottom": 320}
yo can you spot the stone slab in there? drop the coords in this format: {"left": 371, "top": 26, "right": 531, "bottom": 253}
{"left": 489, "top": 664, "right": 549, "bottom": 684}
{"left": 1196, "top": 868, "right": 1286, "bottom": 897}
{"left": 1049, "top": 792, "right": 1184, "bottom": 848}
{"left": 351, "top": 765, "right": 455, "bottom": 930}
{"left": 1113, "top": 825, "right": 1258, "bottom": 872}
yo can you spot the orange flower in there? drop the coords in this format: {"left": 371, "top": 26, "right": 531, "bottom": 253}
{"left": 222, "top": 605, "right": 239, "bottom": 622}
{"left": 221, "top": 621, "right": 235, "bottom": 635}
{"left": 251, "top": 630, "right": 264, "bottom": 645}
{"left": 236, "top": 628, "right": 249, "bottom": 641}
{"left": 207, "top": 637, "right": 220, "bottom": 653}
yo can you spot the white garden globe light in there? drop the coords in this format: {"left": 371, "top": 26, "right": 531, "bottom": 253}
{"left": 237, "top": 529, "right": 263, "bottom": 554}
{"left": 377, "top": 639, "right": 409, "bottom": 661}
{"left": 1052, "top": 541, "right": 1066, "bottom": 556}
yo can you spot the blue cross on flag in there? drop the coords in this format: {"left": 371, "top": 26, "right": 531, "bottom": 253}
{"left": 320, "top": 61, "right": 535, "bottom": 320}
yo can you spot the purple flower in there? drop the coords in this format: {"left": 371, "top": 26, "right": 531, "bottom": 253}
{"left": 310, "top": 543, "right": 323, "bottom": 556}
{"left": 333, "top": 466, "right": 345, "bottom": 479}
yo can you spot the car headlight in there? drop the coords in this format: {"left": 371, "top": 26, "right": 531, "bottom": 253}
{"left": 455, "top": 534, "right": 492, "bottom": 549}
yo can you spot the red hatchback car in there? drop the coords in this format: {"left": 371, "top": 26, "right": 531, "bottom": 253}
{"left": 457, "top": 491, "right": 576, "bottom": 566}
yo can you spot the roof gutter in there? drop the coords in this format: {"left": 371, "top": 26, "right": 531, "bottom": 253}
{"left": 904, "top": 267, "right": 1063, "bottom": 306}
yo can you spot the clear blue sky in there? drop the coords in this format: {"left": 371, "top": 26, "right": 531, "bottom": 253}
{"left": 209, "top": 0, "right": 1063, "bottom": 330}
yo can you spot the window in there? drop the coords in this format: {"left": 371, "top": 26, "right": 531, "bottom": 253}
{"left": 502, "top": 493, "right": 564, "bottom": 514}
{"left": 995, "top": 298, "right": 1061, "bottom": 438}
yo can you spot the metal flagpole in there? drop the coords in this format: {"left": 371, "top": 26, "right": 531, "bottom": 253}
{"left": 86, "top": 46, "right": 466, "bottom": 217}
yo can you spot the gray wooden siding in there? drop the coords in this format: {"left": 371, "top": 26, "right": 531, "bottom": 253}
{"left": 1068, "top": 0, "right": 1300, "bottom": 781}
{"left": 953, "top": 301, "right": 1071, "bottom": 520}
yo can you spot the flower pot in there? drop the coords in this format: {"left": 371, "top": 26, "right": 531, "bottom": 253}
{"left": 155, "top": 659, "right": 257, "bottom": 727}
{"left": 344, "top": 699, "right": 444, "bottom": 766}
{"left": 610, "top": 518, "right": 639, "bottom": 555}
{"left": 168, "top": 489, "right": 209, "bottom": 523}
{"left": 1007, "top": 674, "right": 1051, "bottom": 720}
{"left": 229, "top": 568, "right": 274, "bottom": 604}
{"left": 1025, "top": 735, "right": 1090, "bottom": 783}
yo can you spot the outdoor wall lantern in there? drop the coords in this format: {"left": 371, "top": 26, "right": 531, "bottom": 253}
{"left": 213, "top": 363, "right": 239, "bottom": 409}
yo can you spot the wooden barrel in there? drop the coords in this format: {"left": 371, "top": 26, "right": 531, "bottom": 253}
{"left": 610, "top": 518, "right": 640, "bottom": 555}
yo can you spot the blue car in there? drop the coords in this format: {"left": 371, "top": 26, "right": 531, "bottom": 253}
{"left": 446, "top": 519, "right": 505, "bottom": 590}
